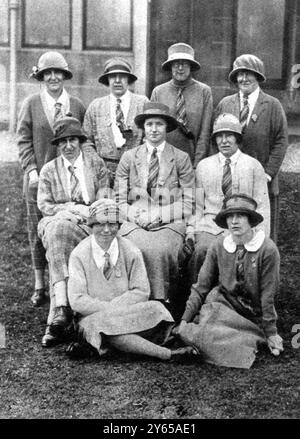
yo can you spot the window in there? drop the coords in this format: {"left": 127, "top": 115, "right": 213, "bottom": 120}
{"left": 0, "top": 0, "right": 9, "bottom": 46}
{"left": 236, "top": 0, "right": 285, "bottom": 82}
{"left": 22, "top": 0, "right": 72, "bottom": 48}
{"left": 83, "top": 0, "right": 132, "bottom": 50}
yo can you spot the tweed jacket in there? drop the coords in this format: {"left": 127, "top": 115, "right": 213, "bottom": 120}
{"left": 215, "top": 90, "right": 288, "bottom": 195}
{"left": 150, "top": 78, "right": 213, "bottom": 167}
{"left": 37, "top": 151, "right": 108, "bottom": 217}
{"left": 192, "top": 151, "right": 270, "bottom": 236}
{"left": 114, "top": 142, "right": 195, "bottom": 234}
{"left": 17, "top": 92, "right": 86, "bottom": 176}
{"left": 182, "top": 233, "right": 280, "bottom": 338}
{"left": 83, "top": 92, "right": 149, "bottom": 161}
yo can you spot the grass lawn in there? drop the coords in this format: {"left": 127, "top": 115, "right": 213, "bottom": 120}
{"left": 0, "top": 162, "right": 299, "bottom": 419}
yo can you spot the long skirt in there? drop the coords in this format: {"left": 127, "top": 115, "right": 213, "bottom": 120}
{"left": 120, "top": 224, "right": 185, "bottom": 301}
{"left": 79, "top": 300, "right": 174, "bottom": 353}
{"left": 179, "top": 287, "right": 266, "bottom": 369}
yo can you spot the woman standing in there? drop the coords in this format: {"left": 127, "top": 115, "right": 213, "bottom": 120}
{"left": 17, "top": 51, "right": 86, "bottom": 307}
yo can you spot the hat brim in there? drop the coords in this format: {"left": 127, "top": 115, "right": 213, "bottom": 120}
{"left": 228, "top": 67, "right": 266, "bottom": 84}
{"left": 211, "top": 129, "right": 242, "bottom": 143}
{"left": 98, "top": 70, "right": 137, "bottom": 85}
{"left": 51, "top": 133, "right": 87, "bottom": 146}
{"left": 162, "top": 58, "right": 200, "bottom": 72}
{"left": 34, "top": 68, "right": 73, "bottom": 81}
{"left": 134, "top": 113, "right": 178, "bottom": 132}
{"left": 214, "top": 207, "right": 264, "bottom": 229}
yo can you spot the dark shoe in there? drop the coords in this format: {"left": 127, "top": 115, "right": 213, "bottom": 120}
{"left": 31, "top": 288, "right": 48, "bottom": 307}
{"left": 41, "top": 325, "right": 59, "bottom": 348}
{"left": 170, "top": 346, "right": 200, "bottom": 362}
{"left": 66, "top": 341, "right": 99, "bottom": 360}
{"left": 49, "top": 306, "right": 73, "bottom": 338}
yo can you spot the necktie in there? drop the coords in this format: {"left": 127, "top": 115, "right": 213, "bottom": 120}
{"left": 236, "top": 244, "right": 247, "bottom": 282}
{"left": 116, "top": 98, "right": 125, "bottom": 132}
{"left": 68, "top": 165, "right": 83, "bottom": 203}
{"left": 240, "top": 94, "right": 249, "bottom": 132}
{"left": 103, "top": 252, "right": 113, "bottom": 280}
{"left": 176, "top": 87, "right": 190, "bottom": 136}
{"left": 147, "top": 147, "right": 159, "bottom": 197}
{"left": 222, "top": 158, "right": 232, "bottom": 197}
{"left": 54, "top": 102, "right": 63, "bottom": 122}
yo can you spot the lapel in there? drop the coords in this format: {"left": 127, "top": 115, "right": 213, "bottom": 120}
{"left": 39, "top": 92, "right": 54, "bottom": 132}
{"left": 133, "top": 143, "right": 149, "bottom": 187}
{"left": 82, "top": 153, "right": 96, "bottom": 202}
{"left": 126, "top": 92, "right": 135, "bottom": 128}
{"left": 246, "top": 89, "right": 267, "bottom": 129}
{"left": 101, "top": 95, "right": 112, "bottom": 127}
{"left": 229, "top": 93, "right": 240, "bottom": 118}
{"left": 56, "top": 156, "right": 70, "bottom": 200}
{"left": 158, "top": 143, "right": 175, "bottom": 186}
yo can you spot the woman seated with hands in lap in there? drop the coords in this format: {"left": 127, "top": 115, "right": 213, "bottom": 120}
{"left": 66, "top": 199, "right": 196, "bottom": 361}
{"left": 174, "top": 194, "right": 284, "bottom": 369}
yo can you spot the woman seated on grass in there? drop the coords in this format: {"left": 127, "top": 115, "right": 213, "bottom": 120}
{"left": 66, "top": 199, "right": 197, "bottom": 361}
{"left": 174, "top": 193, "right": 284, "bottom": 369}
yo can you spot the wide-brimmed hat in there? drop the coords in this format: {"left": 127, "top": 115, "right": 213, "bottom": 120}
{"left": 98, "top": 58, "right": 137, "bottom": 85}
{"left": 162, "top": 43, "right": 201, "bottom": 71}
{"left": 214, "top": 194, "right": 264, "bottom": 229}
{"left": 229, "top": 54, "right": 266, "bottom": 83}
{"left": 212, "top": 113, "right": 242, "bottom": 143}
{"left": 31, "top": 51, "right": 73, "bottom": 81}
{"left": 134, "top": 102, "right": 178, "bottom": 132}
{"left": 88, "top": 199, "right": 124, "bottom": 226}
{"left": 51, "top": 116, "right": 87, "bottom": 145}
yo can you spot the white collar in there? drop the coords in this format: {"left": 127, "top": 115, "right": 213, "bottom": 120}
{"left": 146, "top": 141, "right": 166, "bottom": 154}
{"left": 43, "top": 87, "right": 69, "bottom": 107}
{"left": 218, "top": 148, "right": 241, "bottom": 165}
{"left": 223, "top": 229, "right": 265, "bottom": 253}
{"left": 110, "top": 89, "right": 131, "bottom": 103}
{"left": 62, "top": 151, "right": 83, "bottom": 171}
{"left": 91, "top": 235, "right": 119, "bottom": 269}
{"left": 239, "top": 86, "right": 260, "bottom": 104}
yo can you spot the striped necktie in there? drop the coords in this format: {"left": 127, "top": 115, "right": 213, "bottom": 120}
{"left": 176, "top": 87, "right": 190, "bottom": 135}
{"left": 116, "top": 98, "right": 125, "bottom": 131}
{"left": 54, "top": 102, "right": 63, "bottom": 122}
{"left": 147, "top": 147, "right": 159, "bottom": 197}
{"left": 236, "top": 244, "right": 247, "bottom": 282}
{"left": 103, "top": 252, "right": 113, "bottom": 280}
{"left": 68, "top": 165, "right": 83, "bottom": 203}
{"left": 222, "top": 158, "right": 232, "bottom": 197}
{"left": 240, "top": 94, "right": 249, "bottom": 132}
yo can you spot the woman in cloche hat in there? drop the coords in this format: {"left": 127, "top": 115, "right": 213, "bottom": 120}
{"left": 66, "top": 199, "right": 197, "bottom": 361}
{"left": 174, "top": 193, "right": 284, "bottom": 369}
{"left": 17, "top": 51, "right": 85, "bottom": 308}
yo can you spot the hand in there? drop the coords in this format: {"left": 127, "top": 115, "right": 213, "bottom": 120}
{"left": 265, "top": 173, "right": 272, "bottom": 182}
{"left": 267, "top": 334, "right": 283, "bottom": 356}
{"left": 146, "top": 216, "right": 162, "bottom": 230}
{"left": 71, "top": 204, "right": 90, "bottom": 219}
{"left": 54, "top": 210, "right": 81, "bottom": 224}
{"left": 172, "top": 320, "right": 187, "bottom": 336}
{"left": 28, "top": 169, "right": 39, "bottom": 184}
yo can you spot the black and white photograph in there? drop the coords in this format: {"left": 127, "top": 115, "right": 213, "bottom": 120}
{"left": 0, "top": 0, "right": 299, "bottom": 422}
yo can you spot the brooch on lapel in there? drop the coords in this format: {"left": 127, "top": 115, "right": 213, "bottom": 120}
{"left": 251, "top": 114, "right": 258, "bottom": 123}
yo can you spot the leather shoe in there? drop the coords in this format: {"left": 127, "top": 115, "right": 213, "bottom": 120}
{"left": 49, "top": 306, "right": 73, "bottom": 338}
{"left": 66, "top": 341, "right": 99, "bottom": 360}
{"left": 42, "top": 325, "right": 59, "bottom": 348}
{"left": 31, "top": 288, "right": 48, "bottom": 307}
